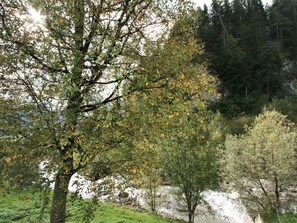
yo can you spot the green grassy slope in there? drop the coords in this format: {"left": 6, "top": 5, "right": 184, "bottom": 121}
{"left": 263, "top": 212, "right": 297, "bottom": 223}
{"left": 1, "top": 189, "right": 296, "bottom": 223}
{"left": 0, "top": 190, "right": 184, "bottom": 223}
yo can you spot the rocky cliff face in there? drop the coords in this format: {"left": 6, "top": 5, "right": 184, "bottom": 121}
{"left": 281, "top": 183, "right": 297, "bottom": 214}
{"left": 40, "top": 163, "right": 296, "bottom": 223}
{"left": 137, "top": 186, "right": 253, "bottom": 223}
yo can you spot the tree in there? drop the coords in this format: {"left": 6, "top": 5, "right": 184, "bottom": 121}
{"left": 0, "top": 98, "right": 41, "bottom": 192}
{"left": 113, "top": 13, "right": 220, "bottom": 216}
{"left": 130, "top": 139, "right": 162, "bottom": 212}
{"left": 223, "top": 110, "right": 297, "bottom": 218}
{"left": 269, "top": 0, "right": 297, "bottom": 60}
{"left": 161, "top": 109, "right": 223, "bottom": 223}
{"left": 0, "top": 0, "right": 188, "bottom": 222}
{"left": 256, "top": 42, "right": 283, "bottom": 101}
{"left": 196, "top": 0, "right": 292, "bottom": 116}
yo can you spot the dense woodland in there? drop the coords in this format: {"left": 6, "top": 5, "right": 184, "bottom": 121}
{"left": 0, "top": 0, "right": 296, "bottom": 223}
{"left": 197, "top": 0, "right": 297, "bottom": 116}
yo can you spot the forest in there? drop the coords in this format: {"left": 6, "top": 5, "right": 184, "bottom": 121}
{"left": 0, "top": 0, "right": 296, "bottom": 223}
{"left": 197, "top": 0, "right": 297, "bottom": 117}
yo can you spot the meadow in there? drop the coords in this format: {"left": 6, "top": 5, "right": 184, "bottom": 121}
{"left": 0, "top": 189, "right": 184, "bottom": 223}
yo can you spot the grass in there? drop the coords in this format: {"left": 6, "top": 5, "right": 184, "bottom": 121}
{"left": 0, "top": 189, "right": 184, "bottom": 223}
{"left": 280, "top": 214, "right": 297, "bottom": 223}
{"left": 92, "top": 204, "right": 183, "bottom": 223}
{"left": 0, "top": 189, "right": 43, "bottom": 223}
{"left": 1, "top": 189, "right": 296, "bottom": 223}
{"left": 263, "top": 212, "right": 297, "bottom": 223}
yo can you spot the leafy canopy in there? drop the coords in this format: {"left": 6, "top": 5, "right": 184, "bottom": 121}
{"left": 224, "top": 110, "right": 297, "bottom": 215}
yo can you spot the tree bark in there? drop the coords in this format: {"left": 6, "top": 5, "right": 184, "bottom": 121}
{"left": 274, "top": 173, "right": 280, "bottom": 212}
{"left": 188, "top": 210, "right": 194, "bottom": 223}
{"left": 50, "top": 167, "right": 74, "bottom": 223}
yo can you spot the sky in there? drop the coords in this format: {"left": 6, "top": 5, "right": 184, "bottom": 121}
{"left": 192, "top": 0, "right": 273, "bottom": 8}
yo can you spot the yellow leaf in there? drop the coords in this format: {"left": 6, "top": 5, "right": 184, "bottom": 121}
{"left": 5, "top": 157, "right": 12, "bottom": 165}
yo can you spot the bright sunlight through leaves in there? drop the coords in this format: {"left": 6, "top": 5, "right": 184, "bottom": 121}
{"left": 27, "top": 7, "right": 44, "bottom": 24}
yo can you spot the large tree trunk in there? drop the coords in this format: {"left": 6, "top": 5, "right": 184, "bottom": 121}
{"left": 50, "top": 167, "right": 74, "bottom": 223}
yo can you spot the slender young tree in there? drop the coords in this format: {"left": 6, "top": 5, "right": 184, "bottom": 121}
{"left": 122, "top": 18, "right": 220, "bottom": 218}
{"left": 161, "top": 109, "right": 223, "bottom": 223}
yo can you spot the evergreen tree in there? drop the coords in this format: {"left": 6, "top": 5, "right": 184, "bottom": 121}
{"left": 196, "top": 0, "right": 288, "bottom": 115}
{"left": 269, "top": 0, "right": 297, "bottom": 60}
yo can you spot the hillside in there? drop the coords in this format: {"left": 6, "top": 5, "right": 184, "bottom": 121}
{"left": 0, "top": 190, "right": 185, "bottom": 223}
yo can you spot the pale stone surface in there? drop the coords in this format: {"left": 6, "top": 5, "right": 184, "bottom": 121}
{"left": 66, "top": 174, "right": 253, "bottom": 223}
{"left": 39, "top": 164, "right": 253, "bottom": 223}
{"left": 138, "top": 186, "right": 253, "bottom": 223}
